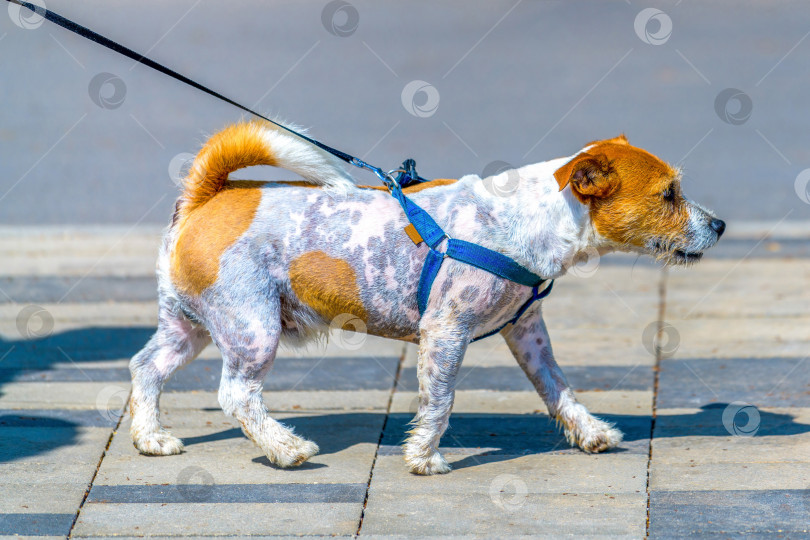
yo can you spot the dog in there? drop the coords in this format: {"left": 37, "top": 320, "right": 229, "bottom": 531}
{"left": 129, "top": 120, "right": 725, "bottom": 475}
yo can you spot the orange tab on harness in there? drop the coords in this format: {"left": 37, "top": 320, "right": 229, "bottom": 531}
{"left": 404, "top": 224, "right": 423, "bottom": 245}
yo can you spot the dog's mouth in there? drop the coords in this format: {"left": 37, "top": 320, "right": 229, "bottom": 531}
{"left": 672, "top": 249, "right": 703, "bottom": 264}
{"left": 648, "top": 240, "right": 704, "bottom": 266}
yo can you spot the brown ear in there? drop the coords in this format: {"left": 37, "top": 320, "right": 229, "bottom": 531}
{"left": 554, "top": 152, "right": 614, "bottom": 198}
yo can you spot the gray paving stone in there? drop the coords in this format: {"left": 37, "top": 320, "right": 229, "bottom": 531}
{"left": 0, "top": 355, "right": 400, "bottom": 392}
{"left": 72, "top": 502, "right": 361, "bottom": 536}
{"left": 657, "top": 357, "right": 810, "bottom": 408}
{"left": 0, "top": 409, "right": 119, "bottom": 428}
{"left": 0, "top": 276, "right": 158, "bottom": 304}
{"left": 367, "top": 453, "right": 647, "bottom": 494}
{"left": 0, "top": 514, "right": 75, "bottom": 537}
{"left": 360, "top": 492, "right": 647, "bottom": 536}
{"left": 0, "top": 426, "right": 111, "bottom": 465}
{"left": 650, "top": 462, "right": 810, "bottom": 491}
{"left": 0, "top": 483, "right": 88, "bottom": 514}
{"left": 649, "top": 490, "right": 810, "bottom": 535}
{"left": 397, "top": 365, "right": 653, "bottom": 392}
{"left": 88, "top": 482, "right": 366, "bottom": 504}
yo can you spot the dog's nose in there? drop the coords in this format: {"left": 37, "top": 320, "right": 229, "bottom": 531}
{"left": 710, "top": 218, "right": 726, "bottom": 237}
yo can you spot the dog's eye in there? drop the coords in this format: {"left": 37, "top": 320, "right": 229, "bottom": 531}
{"left": 662, "top": 188, "right": 675, "bottom": 202}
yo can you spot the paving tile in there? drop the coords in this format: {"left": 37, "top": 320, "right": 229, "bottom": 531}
{"left": 72, "top": 502, "right": 361, "bottom": 536}
{"left": 397, "top": 365, "right": 653, "bottom": 392}
{"left": 649, "top": 462, "right": 810, "bottom": 491}
{"left": 649, "top": 490, "right": 810, "bottom": 535}
{"left": 0, "top": 276, "right": 159, "bottom": 304}
{"left": 361, "top": 491, "right": 647, "bottom": 536}
{"left": 163, "top": 389, "right": 393, "bottom": 411}
{"left": 368, "top": 453, "right": 647, "bottom": 494}
{"left": 652, "top": 318, "right": 810, "bottom": 359}
{"left": 164, "top": 356, "right": 400, "bottom": 392}
{"left": 0, "top": 513, "right": 75, "bottom": 537}
{"left": 87, "top": 483, "right": 366, "bottom": 504}
{"left": 0, "top": 425, "right": 111, "bottom": 465}
{"left": 0, "top": 382, "right": 130, "bottom": 410}
{"left": 390, "top": 389, "right": 653, "bottom": 416}
{"left": 0, "top": 484, "right": 87, "bottom": 514}
{"left": 653, "top": 406, "right": 810, "bottom": 439}
{"left": 657, "top": 356, "right": 810, "bottom": 408}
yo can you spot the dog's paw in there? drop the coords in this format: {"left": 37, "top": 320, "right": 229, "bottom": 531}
{"left": 269, "top": 436, "right": 320, "bottom": 468}
{"left": 565, "top": 416, "right": 623, "bottom": 454}
{"left": 405, "top": 451, "right": 452, "bottom": 475}
{"left": 133, "top": 430, "right": 184, "bottom": 456}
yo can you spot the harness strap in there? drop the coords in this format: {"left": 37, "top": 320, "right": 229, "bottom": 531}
{"left": 390, "top": 183, "right": 553, "bottom": 338}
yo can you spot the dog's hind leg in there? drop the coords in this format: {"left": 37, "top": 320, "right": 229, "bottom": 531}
{"left": 211, "top": 293, "right": 319, "bottom": 468}
{"left": 404, "top": 318, "right": 469, "bottom": 475}
{"left": 501, "top": 307, "right": 623, "bottom": 453}
{"left": 129, "top": 304, "right": 211, "bottom": 455}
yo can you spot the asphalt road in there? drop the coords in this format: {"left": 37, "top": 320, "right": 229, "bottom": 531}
{"left": 1, "top": 0, "right": 809, "bottom": 224}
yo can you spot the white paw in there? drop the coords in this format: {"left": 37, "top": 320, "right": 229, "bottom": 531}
{"left": 565, "top": 416, "right": 623, "bottom": 454}
{"left": 405, "top": 450, "right": 452, "bottom": 475}
{"left": 270, "top": 436, "right": 320, "bottom": 468}
{"left": 132, "top": 430, "right": 184, "bottom": 456}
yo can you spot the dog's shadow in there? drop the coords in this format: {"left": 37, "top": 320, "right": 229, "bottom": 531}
{"left": 182, "top": 404, "right": 810, "bottom": 471}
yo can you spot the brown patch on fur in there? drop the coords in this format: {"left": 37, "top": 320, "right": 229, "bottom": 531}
{"left": 555, "top": 137, "right": 689, "bottom": 250}
{"left": 171, "top": 182, "right": 263, "bottom": 296}
{"left": 289, "top": 251, "right": 368, "bottom": 322}
{"left": 180, "top": 121, "right": 277, "bottom": 217}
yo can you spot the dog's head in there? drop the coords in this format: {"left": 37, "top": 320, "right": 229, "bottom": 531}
{"left": 554, "top": 135, "right": 724, "bottom": 265}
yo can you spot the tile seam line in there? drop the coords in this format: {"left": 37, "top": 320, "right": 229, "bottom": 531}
{"left": 67, "top": 387, "right": 132, "bottom": 538}
{"left": 355, "top": 342, "right": 407, "bottom": 537}
{"left": 646, "top": 266, "right": 668, "bottom": 537}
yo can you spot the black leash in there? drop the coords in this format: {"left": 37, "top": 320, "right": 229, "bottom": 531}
{"left": 6, "top": 0, "right": 427, "bottom": 186}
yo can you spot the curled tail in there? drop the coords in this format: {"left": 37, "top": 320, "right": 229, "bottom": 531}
{"left": 179, "top": 120, "right": 355, "bottom": 215}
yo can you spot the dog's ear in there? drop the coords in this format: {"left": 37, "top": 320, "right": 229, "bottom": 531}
{"left": 554, "top": 152, "right": 615, "bottom": 199}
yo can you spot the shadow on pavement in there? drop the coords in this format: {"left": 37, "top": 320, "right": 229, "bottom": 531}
{"left": 0, "top": 326, "right": 154, "bottom": 462}
{"left": 182, "top": 406, "right": 810, "bottom": 471}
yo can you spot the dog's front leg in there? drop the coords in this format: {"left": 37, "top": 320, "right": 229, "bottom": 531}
{"left": 501, "top": 307, "right": 623, "bottom": 453}
{"left": 404, "top": 318, "right": 469, "bottom": 475}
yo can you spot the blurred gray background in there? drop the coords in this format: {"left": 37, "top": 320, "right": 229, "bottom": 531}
{"left": 1, "top": 0, "right": 809, "bottom": 225}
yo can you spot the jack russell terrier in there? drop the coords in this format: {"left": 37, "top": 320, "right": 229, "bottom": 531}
{"left": 129, "top": 120, "right": 724, "bottom": 475}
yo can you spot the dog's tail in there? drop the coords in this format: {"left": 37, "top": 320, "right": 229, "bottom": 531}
{"left": 178, "top": 119, "right": 355, "bottom": 215}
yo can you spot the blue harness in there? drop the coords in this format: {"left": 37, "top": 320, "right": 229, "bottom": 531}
{"left": 382, "top": 160, "right": 553, "bottom": 342}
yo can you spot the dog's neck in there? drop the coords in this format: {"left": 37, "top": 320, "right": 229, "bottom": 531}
{"left": 411, "top": 155, "right": 610, "bottom": 279}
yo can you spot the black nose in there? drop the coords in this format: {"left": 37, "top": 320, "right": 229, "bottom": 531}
{"left": 710, "top": 219, "right": 725, "bottom": 237}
